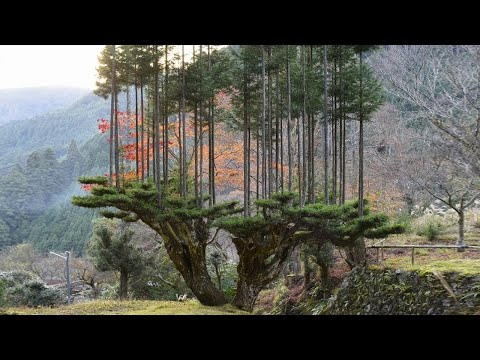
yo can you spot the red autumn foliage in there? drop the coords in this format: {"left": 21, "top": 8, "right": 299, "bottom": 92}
{"left": 90, "top": 104, "right": 247, "bottom": 193}
{"left": 81, "top": 184, "right": 94, "bottom": 192}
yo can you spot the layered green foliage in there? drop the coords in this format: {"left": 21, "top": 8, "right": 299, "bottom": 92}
{"left": 215, "top": 192, "right": 404, "bottom": 247}
{"left": 73, "top": 178, "right": 243, "bottom": 225}
{"left": 87, "top": 219, "right": 144, "bottom": 276}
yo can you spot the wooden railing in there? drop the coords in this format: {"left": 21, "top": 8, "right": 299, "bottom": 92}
{"left": 367, "top": 239, "right": 480, "bottom": 265}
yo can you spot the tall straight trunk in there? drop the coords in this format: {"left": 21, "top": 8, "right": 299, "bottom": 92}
{"left": 123, "top": 83, "right": 129, "bottom": 187}
{"left": 146, "top": 90, "right": 150, "bottom": 178}
{"left": 178, "top": 92, "right": 182, "bottom": 197}
{"left": 287, "top": 45, "right": 293, "bottom": 191}
{"left": 307, "top": 112, "right": 315, "bottom": 204}
{"left": 332, "top": 54, "right": 337, "bottom": 205}
{"left": 256, "top": 126, "right": 260, "bottom": 202}
{"left": 243, "top": 58, "right": 250, "bottom": 217}
{"left": 339, "top": 113, "right": 343, "bottom": 203}
{"left": 358, "top": 52, "right": 364, "bottom": 217}
{"left": 194, "top": 106, "right": 199, "bottom": 202}
{"left": 208, "top": 45, "right": 212, "bottom": 207}
{"left": 119, "top": 268, "right": 128, "bottom": 300}
{"left": 301, "top": 46, "right": 307, "bottom": 206}
{"left": 152, "top": 89, "right": 156, "bottom": 180}
{"left": 297, "top": 116, "right": 302, "bottom": 205}
{"left": 338, "top": 57, "right": 343, "bottom": 204}
{"left": 208, "top": 45, "right": 215, "bottom": 207}
{"left": 193, "top": 46, "right": 199, "bottom": 205}
{"left": 199, "top": 45, "right": 204, "bottom": 208}
{"left": 332, "top": 104, "right": 337, "bottom": 204}
{"left": 114, "top": 90, "right": 120, "bottom": 191}
{"left": 177, "top": 62, "right": 182, "bottom": 197}
{"left": 351, "top": 50, "right": 367, "bottom": 267}
{"left": 181, "top": 46, "right": 187, "bottom": 198}
{"left": 323, "top": 45, "right": 329, "bottom": 204}
{"left": 295, "top": 50, "right": 302, "bottom": 202}
{"left": 112, "top": 45, "right": 120, "bottom": 191}
{"left": 267, "top": 47, "right": 273, "bottom": 199}
{"left": 247, "top": 116, "right": 252, "bottom": 212}
{"left": 309, "top": 46, "right": 315, "bottom": 204}
{"left": 351, "top": 121, "right": 357, "bottom": 197}
{"left": 275, "top": 69, "right": 280, "bottom": 193}
{"left": 109, "top": 45, "right": 115, "bottom": 187}
{"left": 280, "top": 89, "right": 284, "bottom": 192}
{"left": 342, "top": 97, "right": 347, "bottom": 203}
{"left": 163, "top": 46, "right": 169, "bottom": 202}
{"left": 140, "top": 77, "right": 145, "bottom": 182}
{"left": 154, "top": 46, "right": 162, "bottom": 207}
{"left": 261, "top": 45, "right": 267, "bottom": 199}
{"left": 160, "top": 71, "right": 165, "bottom": 190}
{"left": 358, "top": 53, "right": 364, "bottom": 216}
{"left": 211, "top": 101, "right": 215, "bottom": 205}
{"left": 135, "top": 73, "right": 139, "bottom": 181}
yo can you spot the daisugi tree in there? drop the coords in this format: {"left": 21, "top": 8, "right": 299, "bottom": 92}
{"left": 73, "top": 45, "right": 403, "bottom": 311}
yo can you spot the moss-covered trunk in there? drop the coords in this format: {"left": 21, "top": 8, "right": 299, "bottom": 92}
{"left": 152, "top": 219, "right": 227, "bottom": 306}
{"left": 233, "top": 277, "right": 264, "bottom": 312}
{"left": 319, "top": 262, "right": 329, "bottom": 290}
{"left": 346, "top": 238, "right": 367, "bottom": 269}
{"left": 165, "top": 242, "right": 227, "bottom": 306}
{"left": 232, "top": 233, "right": 299, "bottom": 311}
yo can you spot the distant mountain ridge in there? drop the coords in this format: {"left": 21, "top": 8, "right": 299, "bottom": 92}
{"left": 0, "top": 86, "right": 90, "bottom": 126}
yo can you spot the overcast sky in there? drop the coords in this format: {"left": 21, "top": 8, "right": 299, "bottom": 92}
{"left": 0, "top": 45, "right": 218, "bottom": 90}
{"left": 0, "top": 45, "right": 104, "bottom": 89}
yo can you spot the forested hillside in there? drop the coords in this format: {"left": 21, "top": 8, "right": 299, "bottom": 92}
{"left": 0, "top": 126, "right": 109, "bottom": 252}
{"left": 0, "top": 86, "right": 89, "bottom": 126}
{"left": 0, "top": 92, "right": 113, "bottom": 176}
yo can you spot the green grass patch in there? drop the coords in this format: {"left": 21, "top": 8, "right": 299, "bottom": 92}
{"left": 2, "top": 299, "right": 248, "bottom": 315}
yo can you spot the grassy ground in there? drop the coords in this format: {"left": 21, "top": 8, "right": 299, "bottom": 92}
{"left": 377, "top": 257, "right": 480, "bottom": 275}
{"left": 1, "top": 299, "right": 248, "bottom": 315}
{"left": 364, "top": 212, "right": 480, "bottom": 275}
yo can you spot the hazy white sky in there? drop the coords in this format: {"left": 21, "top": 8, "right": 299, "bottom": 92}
{"left": 0, "top": 45, "right": 104, "bottom": 90}
{"left": 0, "top": 45, "right": 222, "bottom": 90}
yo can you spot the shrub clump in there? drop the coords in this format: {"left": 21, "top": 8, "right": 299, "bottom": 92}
{"left": 0, "top": 271, "right": 64, "bottom": 307}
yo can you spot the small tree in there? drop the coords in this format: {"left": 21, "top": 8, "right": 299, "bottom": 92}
{"left": 71, "top": 257, "right": 111, "bottom": 298}
{"left": 0, "top": 244, "right": 47, "bottom": 281}
{"left": 406, "top": 155, "right": 480, "bottom": 251}
{"left": 87, "top": 219, "right": 144, "bottom": 299}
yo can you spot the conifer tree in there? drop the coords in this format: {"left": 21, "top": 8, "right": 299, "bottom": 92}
{"left": 87, "top": 219, "right": 144, "bottom": 299}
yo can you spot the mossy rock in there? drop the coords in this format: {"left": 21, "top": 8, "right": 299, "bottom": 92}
{"left": 324, "top": 261, "right": 480, "bottom": 315}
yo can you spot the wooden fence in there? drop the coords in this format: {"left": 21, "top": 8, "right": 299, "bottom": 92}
{"left": 367, "top": 239, "right": 480, "bottom": 265}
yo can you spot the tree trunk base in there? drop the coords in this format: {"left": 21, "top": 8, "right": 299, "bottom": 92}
{"left": 233, "top": 280, "right": 263, "bottom": 312}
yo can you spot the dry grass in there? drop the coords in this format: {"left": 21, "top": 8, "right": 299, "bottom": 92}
{"left": 375, "top": 253, "right": 480, "bottom": 276}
